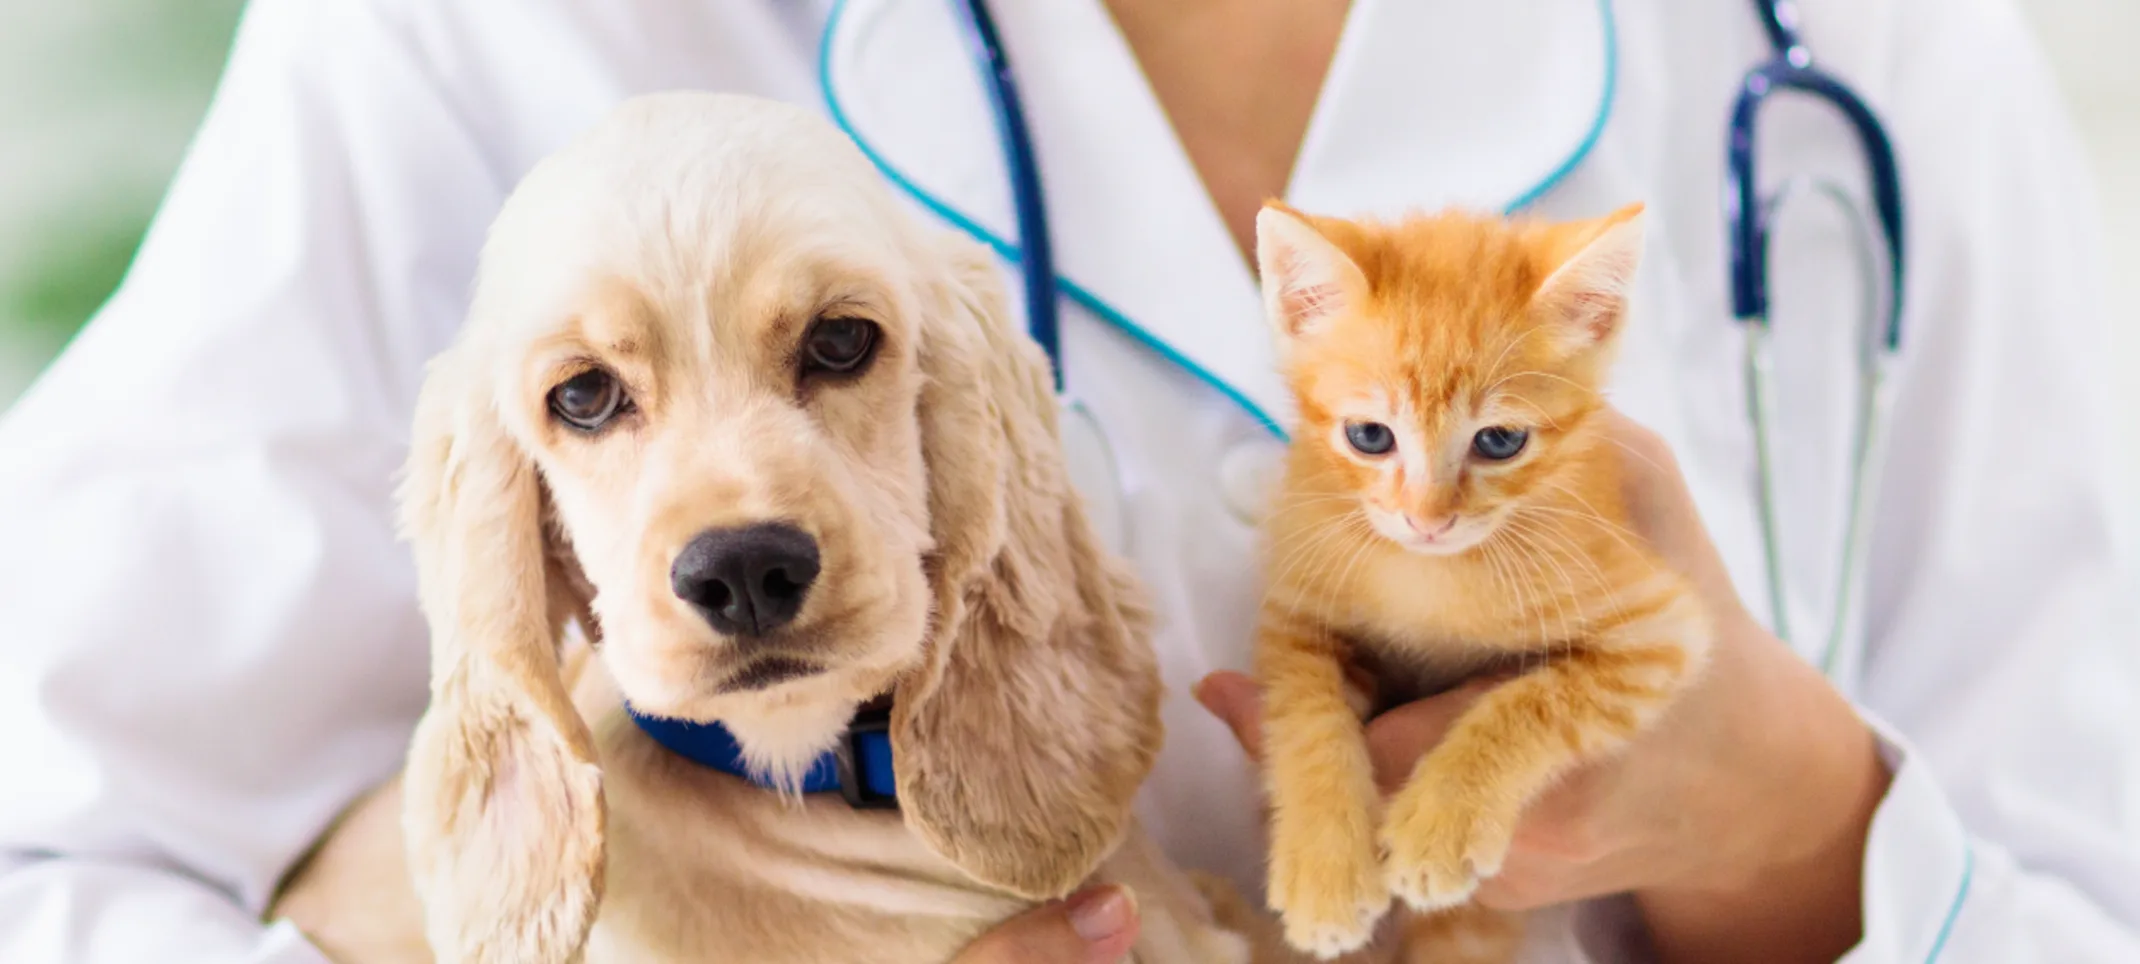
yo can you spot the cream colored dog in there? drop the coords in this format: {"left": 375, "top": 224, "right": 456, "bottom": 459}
{"left": 269, "top": 93, "right": 1273, "bottom": 964}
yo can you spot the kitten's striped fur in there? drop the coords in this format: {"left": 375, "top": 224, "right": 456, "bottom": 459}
{"left": 1250, "top": 203, "right": 1711, "bottom": 960}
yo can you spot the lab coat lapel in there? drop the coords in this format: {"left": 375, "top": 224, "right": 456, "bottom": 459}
{"left": 1287, "top": 0, "right": 1615, "bottom": 220}
{"left": 823, "top": 0, "right": 1283, "bottom": 429}
{"left": 821, "top": 0, "right": 1613, "bottom": 436}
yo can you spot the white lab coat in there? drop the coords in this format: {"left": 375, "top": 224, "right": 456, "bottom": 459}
{"left": 1, "top": 0, "right": 2134, "bottom": 960}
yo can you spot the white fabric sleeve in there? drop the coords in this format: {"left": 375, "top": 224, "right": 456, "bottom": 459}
{"left": 0, "top": 0, "right": 504, "bottom": 959}
{"left": 1842, "top": 0, "right": 2140, "bottom": 959}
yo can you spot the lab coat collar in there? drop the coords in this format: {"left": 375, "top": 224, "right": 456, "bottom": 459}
{"left": 821, "top": 0, "right": 1615, "bottom": 436}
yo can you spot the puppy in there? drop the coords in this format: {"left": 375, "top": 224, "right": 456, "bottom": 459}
{"left": 269, "top": 92, "right": 1270, "bottom": 964}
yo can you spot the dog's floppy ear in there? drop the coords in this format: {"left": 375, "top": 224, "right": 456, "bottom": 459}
{"left": 397, "top": 349, "right": 605, "bottom": 964}
{"left": 893, "top": 236, "right": 1164, "bottom": 899}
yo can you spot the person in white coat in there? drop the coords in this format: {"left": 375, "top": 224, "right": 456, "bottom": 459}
{"left": 2, "top": 1, "right": 2135, "bottom": 962}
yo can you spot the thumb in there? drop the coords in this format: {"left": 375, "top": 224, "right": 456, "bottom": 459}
{"left": 1363, "top": 676, "right": 1505, "bottom": 792}
{"left": 1192, "top": 671, "right": 1264, "bottom": 761}
{"left": 951, "top": 885, "right": 1141, "bottom": 964}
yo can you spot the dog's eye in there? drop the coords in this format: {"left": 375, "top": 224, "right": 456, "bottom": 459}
{"left": 802, "top": 316, "right": 878, "bottom": 376}
{"left": 549, "top": 369, "right": 627, "bottom": 431}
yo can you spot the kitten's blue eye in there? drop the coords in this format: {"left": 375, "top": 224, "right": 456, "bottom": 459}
{"left": 1345, "top": 421, "right": 1395, "bottom": 456}
{"left": 1472, "top": 426, "right": 1529, "bottom": 461}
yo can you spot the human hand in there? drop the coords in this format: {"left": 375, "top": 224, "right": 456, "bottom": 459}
{"left": 1200, "top": 411, "right": 1891, "bottom": 964}
{"left": 950, "top": 885, "right": 1141, "bottom": 964}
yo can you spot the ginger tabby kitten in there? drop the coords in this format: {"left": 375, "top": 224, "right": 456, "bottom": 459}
{"left": 1249, "top": 202, "right": 1712, "bottom": 959}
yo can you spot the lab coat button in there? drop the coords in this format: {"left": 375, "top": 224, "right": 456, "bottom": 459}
{"left": 1218, "top": 441, "right": 1286, "bottom": 525}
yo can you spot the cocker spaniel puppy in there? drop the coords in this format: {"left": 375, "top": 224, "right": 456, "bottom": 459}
{"left": 269, "top": 93, "right": 1268, "bottom": 964}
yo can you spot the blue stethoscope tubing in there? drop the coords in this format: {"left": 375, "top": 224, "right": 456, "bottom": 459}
{"left": 946, "top": 0, "right": 1063, "bottom": 392}
{"left": 944, "top": 0, "right": 1133, "bottom": 551}
{"left": 1726, "top": 0, "right": 1906, "bottom": 675}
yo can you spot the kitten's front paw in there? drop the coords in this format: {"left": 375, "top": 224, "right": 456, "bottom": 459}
{"left": 1267, "top": 820, "right": 1390, "bottom": 958}
{"left": 1380, "top": 784, "right": 1515, "bottom": 912}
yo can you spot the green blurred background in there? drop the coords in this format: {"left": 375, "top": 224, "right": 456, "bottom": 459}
{"left": 0, "top": 1, "right": 245, "bottom": 402}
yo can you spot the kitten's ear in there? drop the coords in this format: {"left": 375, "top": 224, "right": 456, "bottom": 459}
{"left": 1256, "top": 203, "right": 1366, "bottom": 341}
{"left": 1536, "top": 203, "right": 1646, "bottom": 351}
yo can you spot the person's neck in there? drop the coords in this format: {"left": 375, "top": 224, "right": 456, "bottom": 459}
{"left": 1098, "top": 0, "right": 1352, "bottom": 264}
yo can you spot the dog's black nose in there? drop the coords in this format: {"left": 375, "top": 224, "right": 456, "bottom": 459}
{"left": 671, "top": 523, "right": 821, "bottom": 638}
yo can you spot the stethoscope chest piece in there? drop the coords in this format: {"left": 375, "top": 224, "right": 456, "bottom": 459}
{"left": 1060, "top": 397, "right": 1130, "bottom": 555}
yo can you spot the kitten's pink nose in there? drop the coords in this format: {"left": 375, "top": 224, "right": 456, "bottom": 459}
{"left": 1408, "top": 515, "right": 1459, "bottom": 540}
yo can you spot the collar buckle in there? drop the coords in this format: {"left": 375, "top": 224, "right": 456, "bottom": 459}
{"left": 832, "top": 702, "right": 897, "bottom": 810}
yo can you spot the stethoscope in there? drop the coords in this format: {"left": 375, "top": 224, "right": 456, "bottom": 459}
{"left": 948, "top": 0, "right": 1134, "bottom": 553}
{"left": 946, "top": 0, "right": 1905, "bottom": 675}
{"left": 1727, "top": 0, "right": 1905, "bottom": 675}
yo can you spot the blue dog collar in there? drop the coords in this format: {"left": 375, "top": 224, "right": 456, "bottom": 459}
{"left": 627, "top": 700, "right": 898, "bottom": 809}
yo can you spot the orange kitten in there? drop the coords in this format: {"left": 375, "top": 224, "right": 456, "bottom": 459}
{"left": 1248, "top": 202, "right": 1711, "bottom": 959}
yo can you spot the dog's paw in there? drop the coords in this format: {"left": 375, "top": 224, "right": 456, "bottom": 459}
{"left": 1267, "top": 823, "right": 1390, "bottom": 958}
{"left": 1380, "top": 787, "right": 1514, "bottom": 913}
